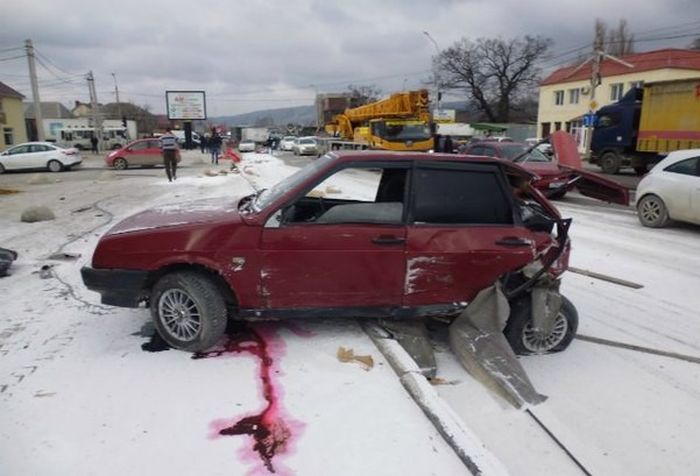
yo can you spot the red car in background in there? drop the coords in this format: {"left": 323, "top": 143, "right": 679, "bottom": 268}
{"left": 105, "top": 138, "right": 181, "bottom": 170}
{"left": 462, "top": 132, "right": 629, "bottom": 205}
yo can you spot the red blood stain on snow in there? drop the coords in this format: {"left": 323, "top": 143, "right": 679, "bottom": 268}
{"left": 194, "top": 324, "right": 305, "bottom": 474}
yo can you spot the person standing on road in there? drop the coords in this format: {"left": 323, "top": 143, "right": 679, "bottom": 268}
{"left": 210, "top": 131, "right": 222, "bottom": 165}
{"left": 160, "top": 128, "right": 179, "bottom": 182}
{"left": 200, "top": 134, "right": 208, "bottom": 154}
{"left": 90, "top": 135, "right": 99, "bottom": 154}
{"left": 443, "top": 135, "right": 454, "bottom": 153}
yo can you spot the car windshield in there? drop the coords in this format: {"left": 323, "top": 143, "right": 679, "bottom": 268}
{"left": 376, "top": 122, "right": 432, "bottom": 142}
{"left": 500, "top": 144, "right": 550, "bottom": 162}
{"left": 300, "top": 139, "right": 315, "bottom": 144}
{"left": 253, "top": 154, "right": 334, "bottom": 212}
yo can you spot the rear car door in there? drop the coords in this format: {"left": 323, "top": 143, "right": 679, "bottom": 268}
{"left": 404, "top": 161, "right": 542, "bottom": 306}
{"left": 29, "top": 144, "right": 54, "bottom": 168}
{"left": 260, "top": 162, "right": 409, "bottom": 309}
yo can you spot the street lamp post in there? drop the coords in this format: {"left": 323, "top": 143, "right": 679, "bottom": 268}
{"left": 423, "top": 31, "right": 441, "bottom": 112}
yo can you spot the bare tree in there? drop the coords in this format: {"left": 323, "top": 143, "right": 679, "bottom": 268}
{"left": 689, "top": 37, "right": 700, "bottom": 50}
{"left": 435, "top": 36, "right": 552, "bottom": 122}
{"left": 346, "top": 84, "right": 382, "bottom": 107}
{"left": 593, "top": 18, "right": 635, "bottom": 56}
{"left": 606, "top": 19, "right": 635, "bottom": 56}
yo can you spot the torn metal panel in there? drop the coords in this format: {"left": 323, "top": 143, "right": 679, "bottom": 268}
{"left": 449, "top": 283, "right": 547, "bottom": 408}
{"left": 549, "top": 131, "right": 630, "bottom": 205}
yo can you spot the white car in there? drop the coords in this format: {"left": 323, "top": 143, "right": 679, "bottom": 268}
{"left": 279, "top": 136, "right": 296, "bottom": 151}
{"left": 0, "top": 142, "right": 82, "bottom": 173}
{"left": 238, "top": 140, "right": 256, "bottom": 152}
{"left": 635, "top": 149, "right": 700, "bottom": 227}
{"left": 292, "top": 137, "right": 319, "bottom": 156}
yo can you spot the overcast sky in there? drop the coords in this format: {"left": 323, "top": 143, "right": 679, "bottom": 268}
{"left": 1, "top": 0, "right": 698, "bottom": 117}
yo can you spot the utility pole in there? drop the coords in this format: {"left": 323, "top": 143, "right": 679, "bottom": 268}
{"left": 25, "top": 39, "right": 44, "bottom": 141}
{"left": 111, "top": 72, "right": 122, "bottom": 120}
{"left": 87, "top": 71, "right": 102, "bottom": 152}
{"left": 423, "top": 31, "right": 441, "bottom": 112}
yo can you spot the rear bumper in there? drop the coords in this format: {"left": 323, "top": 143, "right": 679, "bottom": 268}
{"left": 81, "top": 266, "right": 149, "bottom": 307}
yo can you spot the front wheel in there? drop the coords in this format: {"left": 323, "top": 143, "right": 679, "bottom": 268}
{"left": 150, "top": 272, "right": 227, "bottom": 352}
{"left": 637, "top": 194, "right": 669, "bottom": 228}
{"left": 47, "top": 160, "right": 63, "bottom": 173}
{"left": 0, "top": 163, "right": 5, "bottom": 174}
{"left": 599, "top": 151, "right": 621, "bottom": 175}
{"left": 504, "top": 295, "right": 578, "bottom": 355}
{"left": 113, "top": 157, "right": 128, "bottom": 170}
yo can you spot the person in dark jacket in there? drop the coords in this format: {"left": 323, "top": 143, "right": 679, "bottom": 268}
{"left": 210, "top": 131, "right": 222, "bottom": 165}
{"left": 90, "top": 136, "right": 99, "bottom": 154}
{"left": 200, "top": 134, "right": 208, "bottom": 154}
{"left": 443, "top": 135, "right": 454, "bottom": 153}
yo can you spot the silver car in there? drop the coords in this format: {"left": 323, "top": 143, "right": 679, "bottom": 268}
{"left": 292, "top": 137, "right": 319, "bottom": 156}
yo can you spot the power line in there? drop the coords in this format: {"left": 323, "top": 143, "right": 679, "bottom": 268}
{"left": 0, "top": 55, "right": 26, "bottom": 62}
{"left": 34, "top": 48, "right": 83, "bottom": 77}
{"left": 0, "top": 46, "right": 23, "bottom": 53}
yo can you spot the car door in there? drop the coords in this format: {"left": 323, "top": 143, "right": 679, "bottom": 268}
{"left": 259, "top": 163, "right": 409, "bottom": 309}
{"left": 662, "top": 156, "right": 700, "bottom": 222}
{"left": 29, "top": 144, "right": 54, "bottom": 168}
{"left": 404, "top": 161, "right": 543, "bottom": 306}
{"left": 127, "top": 140, "right": 151, "bottom": 166}
{"left": 3, "top": 144, "right": 32, "bottom": 170}
{"left": 144, "top": 140, "right": 163, "bottom": 165}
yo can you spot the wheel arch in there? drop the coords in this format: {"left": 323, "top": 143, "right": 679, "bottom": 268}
{"left": 146, "top": 263, "right": 239, "bottom": 309}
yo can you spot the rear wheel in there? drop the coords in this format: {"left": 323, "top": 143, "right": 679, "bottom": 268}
{"left": 633, "top": 165, "right": 647, "bottom": 176}
{"left": 637, "top": 194, "right": 669, "bottom": 228}
{"left": 150, "top": 272, "right": 227, "bottom": 352}
{"left": 504, "top": 295, "right": 578, "bottom": 355}
{"left": 113, "top": 157, "right": 128, "bottom": 170}
{"left": 47, "top": 160, "right": 63, "bottom": 173}
{"left": 599, "top": 151, "right": 621, "bottom": 174}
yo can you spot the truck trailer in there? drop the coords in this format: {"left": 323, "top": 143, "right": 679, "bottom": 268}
{"left": 590, "top": 78, "right": 700, "bottom": 174}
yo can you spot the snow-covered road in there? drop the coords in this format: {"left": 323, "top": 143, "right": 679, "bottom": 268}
{"left": 1, "top": 151, "right": 699, "bottom": 475}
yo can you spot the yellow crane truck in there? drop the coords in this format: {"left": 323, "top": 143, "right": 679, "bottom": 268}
{"left": 323, "top": 89, "right": 434, "bottom": 152}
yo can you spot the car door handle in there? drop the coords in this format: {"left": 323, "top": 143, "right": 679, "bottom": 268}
{"left": 372, "top": 235, "right": 406, "bottom": 245}
{"left": 495, "top": 237, "right": 532, "bottom": 247}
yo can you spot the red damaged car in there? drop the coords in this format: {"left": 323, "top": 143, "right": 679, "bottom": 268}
{"left": 83, "top": 146, "right": 591, "bottom": 353}
{"left": 462, "top": 132, "right": 629, "bottom": 204}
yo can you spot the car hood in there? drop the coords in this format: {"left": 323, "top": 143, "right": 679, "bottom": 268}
{"left": 106, "top": 198, "right": 241, "bottom": 235}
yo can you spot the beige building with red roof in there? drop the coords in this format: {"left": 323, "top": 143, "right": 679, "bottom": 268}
{"left": 536, "top": 49, "right": 700, "bottom": 140}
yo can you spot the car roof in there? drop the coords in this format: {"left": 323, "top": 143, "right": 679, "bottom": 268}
{"left": 11, "top": 141, "right": 57, "bottom": 147}
{"left": 328, "top": 150, "right": 535, "bottom": 178}
{"left": 658, "top": 149, "right": 700, "bottom": 168}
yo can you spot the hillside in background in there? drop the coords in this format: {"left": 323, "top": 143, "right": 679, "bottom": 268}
{"left": 211, "top": 105, "right": 316, "bottom": 127}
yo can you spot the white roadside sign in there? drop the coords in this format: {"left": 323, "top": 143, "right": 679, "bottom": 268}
{"left": 165, "top": 90, "right": 207, "bottom": 120}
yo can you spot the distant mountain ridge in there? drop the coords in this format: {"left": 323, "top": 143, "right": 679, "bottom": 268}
{"left": 211, "top": 105, "right": 316, "bottom": 127}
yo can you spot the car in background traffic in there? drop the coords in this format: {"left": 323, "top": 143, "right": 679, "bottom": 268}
{"left": 238, "top": 140, "right": 256, "bottom": 153}
{"left": 0, "top": 142, "right": 82, "bottom": 173}
{"left": 462, "top": 141, "right": 572, "bottom": 198}
{"left": 106, "top": 138, "right": 181, "bottom": 170}
{"left": 635, "top": 149, "right": 700, "bottom": 227}
{"left": 279, "top": 136, "right": 296, "bottom": 151}
{"left": 293, "top": 137, "right": 319, "bottom": 156}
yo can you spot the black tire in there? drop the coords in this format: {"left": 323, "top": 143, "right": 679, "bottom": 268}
{"left": 47, "top": 160, "right": 63, "bottom": 173}
{"left": 0, "top": 163, "right": 5, "bottom": 174}
{"left": 504, "top": 295, "right": 578, "bottom": 355}
{"left": 150, "top": 271, "right": 227, "bottom": 352}
{"left": 113, "top": 157, "right": 128, "bottom": 170}
{"left": 637, "top": 194, "right": 669, "bottom": 228}
{"left": 599, "top": 151, "right": 621, "bottom": 174}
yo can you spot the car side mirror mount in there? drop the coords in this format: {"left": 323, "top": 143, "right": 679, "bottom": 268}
{"left": 264, "top": 209, "right": 283, "bottom": 228}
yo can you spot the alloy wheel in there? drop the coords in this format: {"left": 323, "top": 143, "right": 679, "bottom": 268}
{"left": 158, "top": 289, "right": 202, "bottom": 342}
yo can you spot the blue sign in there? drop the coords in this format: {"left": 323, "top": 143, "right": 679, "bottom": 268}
{"left": 583, "top": 113, "right": 597, "bottom": 127}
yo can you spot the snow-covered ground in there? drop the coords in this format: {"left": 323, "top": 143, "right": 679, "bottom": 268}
{"left": 1, "top": 151, "right": 699, "bottom": 475}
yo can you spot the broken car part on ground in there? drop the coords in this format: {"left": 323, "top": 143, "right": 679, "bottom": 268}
{"left": 82, "top": 149, "right": 578, "bottom": 407}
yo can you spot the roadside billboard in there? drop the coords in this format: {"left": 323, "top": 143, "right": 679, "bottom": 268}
{"left": 165, "top": 91, "right": 207, "bottom": 120}
{"left": 433, "top": 109, "right": 456, "bottom": 123}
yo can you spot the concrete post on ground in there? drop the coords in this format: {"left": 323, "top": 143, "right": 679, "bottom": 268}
{"left": 87, "top": 71, "right": 103, "bottom": 153}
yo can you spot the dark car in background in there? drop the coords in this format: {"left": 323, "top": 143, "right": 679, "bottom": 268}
{"left": 462, "top": 141, "right": 572, "bottom": 198}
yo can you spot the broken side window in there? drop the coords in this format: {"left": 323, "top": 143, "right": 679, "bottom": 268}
{"left": 412, "top": 165, "right": 513, "bottom": 225}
